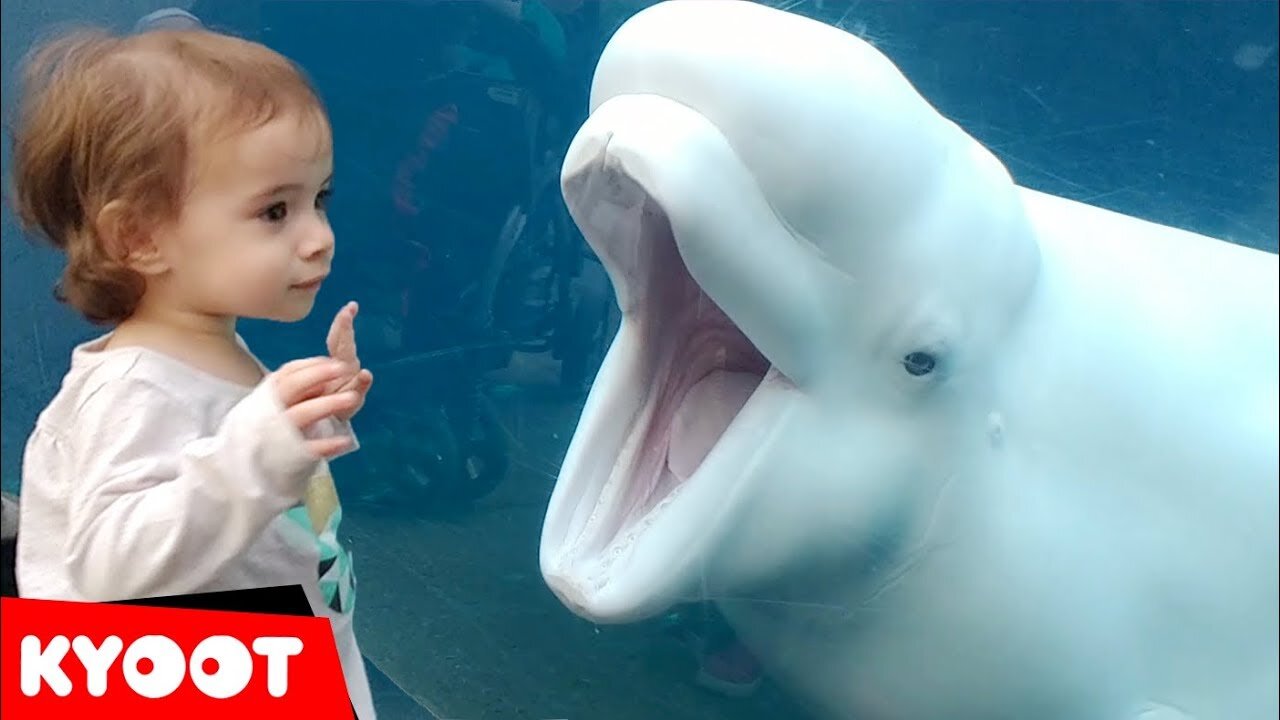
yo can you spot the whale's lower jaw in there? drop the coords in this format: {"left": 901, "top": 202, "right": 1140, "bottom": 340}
{"left": 539, "top": 366, "right": 797, "bottom": 623}
{"left": 539, "top": 163, "right": 798, "bottom": 623}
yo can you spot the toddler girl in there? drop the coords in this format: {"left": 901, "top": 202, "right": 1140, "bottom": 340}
{"left": 10, "top": 26, "right": 377, "bottom": 718}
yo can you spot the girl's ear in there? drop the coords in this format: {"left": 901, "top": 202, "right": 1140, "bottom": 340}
{"left": 96, "top": 199, "right": 169, "bottom": 276}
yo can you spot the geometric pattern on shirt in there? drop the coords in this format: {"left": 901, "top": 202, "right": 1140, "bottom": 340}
{"left": 283, "top": 467, "right": 356, "bottom": 616}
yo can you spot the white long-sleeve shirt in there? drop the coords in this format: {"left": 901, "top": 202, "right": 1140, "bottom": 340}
{"left": 16, "top": 333, "right": 376, "bottom": 719}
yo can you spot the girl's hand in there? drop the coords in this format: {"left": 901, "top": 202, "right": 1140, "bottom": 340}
{"left": 271, "top": 357, "right": 360, "bottom": 458}
{"left": 325, "top": 301, "right": 374, "bottom": 421}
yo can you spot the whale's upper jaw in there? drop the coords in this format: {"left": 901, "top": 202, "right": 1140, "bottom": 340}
{"left": 539, "top": 147, "right": 801, "bottom": 623}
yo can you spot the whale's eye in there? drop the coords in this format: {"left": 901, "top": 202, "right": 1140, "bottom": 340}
{"left": 902, "top": 351, "right": 936, "bottom": 377}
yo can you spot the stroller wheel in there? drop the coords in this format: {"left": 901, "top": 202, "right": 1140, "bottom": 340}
{"left": 438, "top": 396, "right": 510, "bottom": 505}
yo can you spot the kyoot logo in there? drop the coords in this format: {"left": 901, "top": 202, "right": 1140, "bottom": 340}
{"left": 2, "top": 590, "right": 356, "bottom": 717}
{"left": 20, "top": 633, "right": 303, "bottom": 698}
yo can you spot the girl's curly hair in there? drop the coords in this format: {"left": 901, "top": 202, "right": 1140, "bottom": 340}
{"left": 9, "top": 26, "right": 327, "bottom": 325}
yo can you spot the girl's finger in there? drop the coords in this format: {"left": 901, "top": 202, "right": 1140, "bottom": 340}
{"left": 274, "top": 360, "right": 348, "bottom": 405}
{"left": 284, "top": 391, "right": 359, "bottom": 430}
{"left": 306, "top": 435, "right": 354, "bottom": 459}
{"left": 325, "top": 303, "right": 350, "bottom": 348}
{"left": 326, "top": 303, "right": 356, "bottom": 357}
{"left": 275, "top": 356, "right": 339, "bottom": 376}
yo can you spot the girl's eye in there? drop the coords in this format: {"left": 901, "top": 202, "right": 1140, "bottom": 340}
{"left": 316, "top": 188, "right": 333, "bottom": 210}
{"left": 261, "top": 202, "right": 288, "bottom": 223}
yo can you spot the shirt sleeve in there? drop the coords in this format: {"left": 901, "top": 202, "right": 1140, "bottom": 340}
{"left": 303, "top": 416, "right": 361, "bottom": 456}
{"left": 63, "top": 374, "right": 322, "bottom": 602}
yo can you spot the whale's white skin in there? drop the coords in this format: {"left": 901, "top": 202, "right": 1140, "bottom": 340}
{"left": 537, "top": 2, "right": 1280, "bottom": 719}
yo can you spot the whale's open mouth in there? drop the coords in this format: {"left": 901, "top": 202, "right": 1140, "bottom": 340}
{"left": 582, "top": 196, "right": 770, "bottom": 547}
{"left": 541, "top": 153, "right": 798, "bottom": 620}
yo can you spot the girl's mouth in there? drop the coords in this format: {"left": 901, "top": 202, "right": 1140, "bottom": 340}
{"left": 291, "top": 276, "right": 326, "bottom": 291}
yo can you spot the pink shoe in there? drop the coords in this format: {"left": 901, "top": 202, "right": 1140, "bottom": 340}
{"left": 695, "top": 641, "right": 763, "bottom": 698}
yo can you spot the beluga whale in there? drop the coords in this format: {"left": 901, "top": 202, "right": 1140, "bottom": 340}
{"left": 538, "top": 1, "right": 1280, "bottom": 718}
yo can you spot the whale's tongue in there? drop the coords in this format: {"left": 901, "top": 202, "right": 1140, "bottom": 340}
{"left": 668, "top": 370, "right": 761, "bottom": 481}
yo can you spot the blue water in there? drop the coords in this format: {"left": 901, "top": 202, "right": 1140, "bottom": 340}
{"left": 2, "top": 1, "right": 1276, "bottom": 718}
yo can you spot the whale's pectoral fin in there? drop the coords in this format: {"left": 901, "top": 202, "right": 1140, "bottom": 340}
{"left": 1131, "top": 702, "right": 1196, "bottom": 720}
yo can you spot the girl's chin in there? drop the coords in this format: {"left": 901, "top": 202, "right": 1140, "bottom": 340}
{"left": 251, "top": 298, "right": 318, "bottom": 323}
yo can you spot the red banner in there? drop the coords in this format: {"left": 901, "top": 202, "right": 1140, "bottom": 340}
{"left": 1, "top": 597, "right": 354, "bottom": 718}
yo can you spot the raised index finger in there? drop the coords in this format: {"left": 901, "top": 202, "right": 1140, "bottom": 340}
{"left": 326, "top": 301, "right": 359, "bottom": 364}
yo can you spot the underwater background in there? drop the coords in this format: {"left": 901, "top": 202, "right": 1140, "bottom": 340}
{"left": 2, "top": 1, "right": 1276, "bottom": 718}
